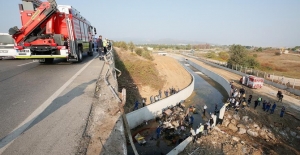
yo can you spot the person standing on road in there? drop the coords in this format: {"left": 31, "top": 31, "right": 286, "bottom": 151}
{"left": 133, "top": 100, "right": 139, "bottom": 111}
{"left": 278, "top": 94, "right": 284, "bottom": 102}
{"left": 265, "top": 102, "right": 271, "bottom": 112}
{"left": 209, "top": 117, "right": 214, "bottom": 130}
{"left": 270, "top": 102, "right": 277, "bottom": 114}
{"left": 97, "top": 35, "right": 104, "bottom": 60}
{"left": 262, "top": 100, "right": 267, "bottom": 111}
{"left": 257, "top": 96, "right": 262, "bottom": 106}
{"left": 254, "top": 99, "right": 259, "bottom": 109}
{"left": 103, "top": 38, "right": 108, "bottom": 55}
{"left": 159, "top": 89, "right": 162, "bottom": 99}
{"left": 203, "top": 104, "right": 207, "bottom": 115}
{"left": 247, "top": 95, "right": 252, "bottom": 107}
{"left": 280, "top": 106, "right": 286, "bottom": 117}
{"left": 156, "top": 126, "right": 162, "bottom": 139}
{"left": 203, "top": 123, "right": 208, "bottom": 136}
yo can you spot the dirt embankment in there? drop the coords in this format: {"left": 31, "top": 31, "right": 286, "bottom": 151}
{"left": 114, "top": 48, "right": 191, "bottom": 113}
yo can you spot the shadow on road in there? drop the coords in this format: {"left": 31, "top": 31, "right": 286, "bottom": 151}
{"left": 0, "top": 79, "right": 96, "bottom": 149}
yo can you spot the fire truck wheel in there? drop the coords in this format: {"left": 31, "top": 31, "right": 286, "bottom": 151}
{"left": 88, "top": 51, "right": 93, "bottom": 56}
{"left": 45, "top": 58, "right": 54, "bottom": 64}
{"left": 77, "top": 48, "right": 83, "bottom": 63}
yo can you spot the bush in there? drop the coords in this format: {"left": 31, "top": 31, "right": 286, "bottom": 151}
{"left": 205, "top": 52, "right": 217, "bottom": 58}
{"left": 135, "top": 48, "right": 143, "bottom": 56}
{"left": 275, "top": 52, "right": 281, "bottom": 55}
{"left": 218, "top": 51, "right": 229, "bottom": 61}
{"left": 253, "top": 54, "right": 257, "bottom": 58}
{"left": 141, "top": 50, "right": 154, "bottom": 61}
{"left": 113, "top": 41, "right": 128, "bottom": 50}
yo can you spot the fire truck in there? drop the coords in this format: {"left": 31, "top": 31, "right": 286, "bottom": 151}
{"left": 240, "top": 75, "right": 264, "bottom": 89}
{"left": 9, "top": 0, "right": 97, "bottom": 63}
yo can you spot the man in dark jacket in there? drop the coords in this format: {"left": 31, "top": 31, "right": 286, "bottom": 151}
{"left": 97, "top": 35, "right": 104, "bottom": 60}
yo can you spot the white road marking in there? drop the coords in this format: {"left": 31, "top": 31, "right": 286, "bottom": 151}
{"left": 0, "top": 54, "right": 99, "bottom": 153}
{"left": 17, "top": 60, "right": 38, "bottom": 67}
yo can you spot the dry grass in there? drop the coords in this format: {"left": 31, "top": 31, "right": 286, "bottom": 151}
{"left": 115, "top": 48, "right": 165, "bottom": 90}
{"left": 255, "top": 49, "right": 300, "bottom": 78}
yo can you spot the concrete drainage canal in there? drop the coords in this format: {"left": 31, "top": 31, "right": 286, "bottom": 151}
{"left": 126, "top": 59, "right": 229, "bottom": 155}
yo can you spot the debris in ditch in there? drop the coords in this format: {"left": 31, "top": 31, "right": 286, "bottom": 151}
{"left": 135, "top": 133, "right": 146, "bottom": 145}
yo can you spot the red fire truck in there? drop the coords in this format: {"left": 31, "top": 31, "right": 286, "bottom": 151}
{"left": 9, "top": 0, "right": 97, "bottom": 63}
{"left": 240, "top": 75, "right": 264, "bottom": 89}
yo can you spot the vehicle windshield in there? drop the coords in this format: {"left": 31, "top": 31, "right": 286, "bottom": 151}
{"left": 0, "top": 35, "right": 14, "bottom": 45}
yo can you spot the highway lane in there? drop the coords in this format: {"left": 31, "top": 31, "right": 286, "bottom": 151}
{"left": 0, "top": 54, "right": 97, "bottom": 141}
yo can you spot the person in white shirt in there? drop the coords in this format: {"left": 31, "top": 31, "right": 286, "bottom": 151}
{"left": 198, "top": 123, "right": 204, "bottom": 138}
{"left": 190, "top": 128, "right": 196, "bottom": 143}
{"left": 203, "top": 104, "right": 207, "bottom": 115}
{"left": 195, "top": 126, "right": 200, "bottom": 140}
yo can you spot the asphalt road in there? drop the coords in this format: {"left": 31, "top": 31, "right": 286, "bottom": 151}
{"left": 0, "top": 52, "right": 103, "bottom": 154}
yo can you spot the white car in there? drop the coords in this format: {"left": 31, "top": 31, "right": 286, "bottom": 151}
{"left": 0, "top": 33, "right": 17, "bottom": 59}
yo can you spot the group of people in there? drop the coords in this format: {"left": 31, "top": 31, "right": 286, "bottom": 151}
{"left": 190, "top": 113, "right": 216, "bottom": 143}
{"left": 133, "top": 88, "right": 181, "bottom": 111}
{"left": 226, "top": 86, "right": 247, "bottom": 114}
{"left": 96, "top": 35, "right": 112, "bottom": 60}
{"left": 164, "top": 87, "right": 180, "bottom": 97}
{"left": 227, "top": 84, "right": 286, "bottom": 117}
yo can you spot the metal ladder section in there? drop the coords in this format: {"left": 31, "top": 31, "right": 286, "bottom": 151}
{"left": 65, "top": 16, "right": 77, "bottom": 59}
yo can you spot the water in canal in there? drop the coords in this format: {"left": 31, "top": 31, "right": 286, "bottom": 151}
{"left": 127, "top": 61, "right": 229, "bottom": 155}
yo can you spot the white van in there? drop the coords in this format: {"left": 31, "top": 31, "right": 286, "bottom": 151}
{"left": 0, "top": 33, "right": 17, "bottom": 59}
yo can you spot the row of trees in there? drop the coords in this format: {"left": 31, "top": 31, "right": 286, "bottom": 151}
{"left": 204, "top": 45, "right": 260, "bottom": 68}
{"left": 205, "top": 51, "right": 229, "bottom": 61}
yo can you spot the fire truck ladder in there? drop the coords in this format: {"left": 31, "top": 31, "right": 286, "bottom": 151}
{"left": 9, "top": 0, "right": 58, "bottom": 44}
{"left": 65, "top": 17, "right": 77, "bottom": 59}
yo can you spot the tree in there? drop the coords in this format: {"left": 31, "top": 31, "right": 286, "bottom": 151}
{"left": 227, "top": 45, "right": 248, "bottom": 66}
{"left": 218, "top": 51, "right": 229, "bottom": 61}
{"left": 228, "top": 44, "right": 260, "bottom": 68}
{"left": 245, "top": 56, "right": 260, "bottom": 68}
{"left": 256, "top": 47, "right": 263, "bottom": 52}
{"left": 128, "top": 41, "right": 135, "bottom": 52}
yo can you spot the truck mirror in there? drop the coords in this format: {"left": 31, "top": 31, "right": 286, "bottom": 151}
{"left": 94, "top": 28, "right": 97, "bottom": 35}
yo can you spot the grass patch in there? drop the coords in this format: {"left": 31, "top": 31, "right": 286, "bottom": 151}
{"left": 115, "top": 47, "right": 164, "bottom": 90}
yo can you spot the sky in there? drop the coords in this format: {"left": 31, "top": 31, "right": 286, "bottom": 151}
{"left": 1, "top": 0, "right": 299, "bottom": 47}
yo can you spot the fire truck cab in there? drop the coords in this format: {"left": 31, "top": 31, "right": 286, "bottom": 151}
{"left": 9, "top": 0, "right": 97, "bottom": 63}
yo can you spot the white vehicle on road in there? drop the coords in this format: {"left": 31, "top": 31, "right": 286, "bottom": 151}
{"left": 0, "top": 33, "right": 17, "bottom": 59}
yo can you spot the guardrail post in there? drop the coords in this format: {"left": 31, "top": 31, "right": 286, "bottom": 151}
{"left": 293, "top": 79, "right": 295, "bottom": 89}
